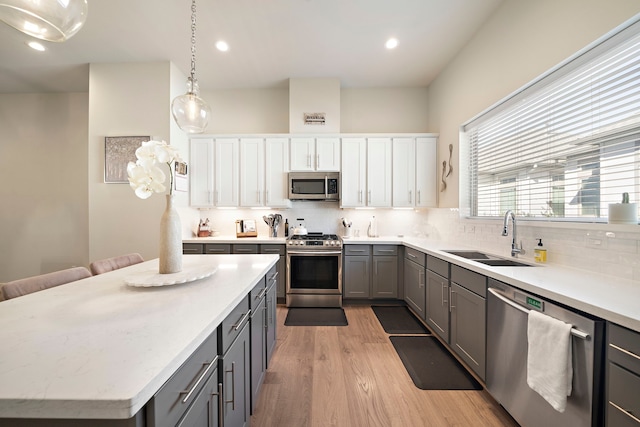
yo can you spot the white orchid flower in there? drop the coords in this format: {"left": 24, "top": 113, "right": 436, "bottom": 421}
{"left": 127, "top": 140, "right": 182, "bottom": 199}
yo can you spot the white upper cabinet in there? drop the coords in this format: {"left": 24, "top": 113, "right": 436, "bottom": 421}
{"left": 341, "top": 137, "right": 392, "bottom": 208}
{"left": 264, "top": 137, "right": 291, "bottom": 208}
{"left": 240, "top": 138, "right": 265, "bottom": 207}
{"left": 367, "top": 138, "right": 392, "bottom": 207}
{"left": 392, "top": 137, "right": 416, "bottom": 207}
{"left": 341, "top": 138, "right": 367, "bottom": 207}
{"left": 415, "top": 137, "right": 437, "bottom": 207}
{"left": 392, "top": 136, "right": 437, "bottom": 208}
{"left": 290, "top": 137, "right": 340, "bottom": 171}
{"left": 214, "top": 138, "right": 240, "bottom": 207}
{"left": 190, "top": 138, "right": 239, "bottom": 208}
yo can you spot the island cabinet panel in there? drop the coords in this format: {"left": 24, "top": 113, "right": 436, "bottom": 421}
{"left": 607, "top": 323, "right": 640, "bottom": 427}
{"left": 250, "top": 275, "right": 267, "bottom": 414}
{"left": 147, "top": 328, "right": 219, "bottom": 427}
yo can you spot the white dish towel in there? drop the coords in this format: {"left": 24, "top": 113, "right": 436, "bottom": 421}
{"left": 527, "top": 310, "right": 573, "bottom": 412}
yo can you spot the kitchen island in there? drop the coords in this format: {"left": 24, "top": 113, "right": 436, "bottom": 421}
{"left": 0, "top": 254, "right": 278, "bottom": 424}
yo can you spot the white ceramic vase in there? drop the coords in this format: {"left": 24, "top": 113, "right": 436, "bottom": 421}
{"left": 159, "top": 194, "right": 182, "bottom": 274}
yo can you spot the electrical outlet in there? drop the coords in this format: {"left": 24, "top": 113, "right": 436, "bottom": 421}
{"left": 585, "top": 237, "right": 608, "bottom": 249}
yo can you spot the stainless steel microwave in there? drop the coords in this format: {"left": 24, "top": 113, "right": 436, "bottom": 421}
{"left": 288, "top": 172, "right": 340, "bottom": 201}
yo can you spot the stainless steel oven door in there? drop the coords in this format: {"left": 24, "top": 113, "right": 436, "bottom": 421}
{"left": 286, "top": 250, "right": 343, "bottom": 307}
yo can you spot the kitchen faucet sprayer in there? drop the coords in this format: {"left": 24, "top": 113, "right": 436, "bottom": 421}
{"left": 502, "top": 210, "right": 524, "bottom": 257}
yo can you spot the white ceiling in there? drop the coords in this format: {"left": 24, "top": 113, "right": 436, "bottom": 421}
{"left": 0, "top": 0, "right": 503, "bottom": 93}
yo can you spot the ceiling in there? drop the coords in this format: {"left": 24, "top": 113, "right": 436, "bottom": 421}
{"left": 0, "top": 0, "right": 503, "bottom": 94}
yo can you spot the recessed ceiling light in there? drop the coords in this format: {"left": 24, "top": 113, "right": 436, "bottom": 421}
{"left": 385, "top": 38, "right": 398, "bottom": 49}
{"left": 215, "top": 41, "right": 229, "bottom": 52}
{"left": 26, "top": 41, "right": 46, "bottom": 51}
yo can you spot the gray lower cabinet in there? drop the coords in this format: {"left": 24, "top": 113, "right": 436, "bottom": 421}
{"left": 425, "top": 269, "right": 449, "bottom": 341}
{"left": 403, "top": 247, "right": 426, "bottom": 320}
{"left": 451, "top": 266, "right": 487, "bottom": 381}
{"left": 606, "top": 322, "right": 640, "bottom": 426}
{"left": 250, "top": 278, "right": 267, "bottom": 415}
{"left": 344, "top": 245, "right": 398, "bottom": 299}
{"left": 220, "top": 299, "right": 251, "bottom": 427}
{"left": 344, "top": 252, "right": 371, "bottom": 298}
{"left": 265, "top": 268, "right": 278, "bottom": 366}
{"left": 176, "top": 367, "right": 221, "bottom": 427}
{"left": 260, "top": 245, "right": 286, "bottom": 300}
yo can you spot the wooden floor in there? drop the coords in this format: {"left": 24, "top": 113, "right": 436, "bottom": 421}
{"left": 251, "top": 305, "right": 519, "bottom": 427}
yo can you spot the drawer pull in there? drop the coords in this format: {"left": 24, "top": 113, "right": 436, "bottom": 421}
{"left": 269, "top": 271, "right": 279, "bottom": 282}
{"left": 183, "top": 248, "right": 200, "bottom": 254}
{"left": 255, "top": 288, "right": 267, "bottom": 300}
{"left": 211, "top": 383, "right": 224, "bottom": 427}
{"left": 408, "top": 253, "right": 417, "bottom": 259}
{"left": 610, "top": 343, "right": 640, "bottom": 361}
{"left": 180, "top": 355, "right": 218, "bottom": 404}
{"left": 232, "top": 310, "right": 251, "bottom": 331}
{"left": 350, "top": 249, "right": 366, "bottom": 253}
{"left": 378, "top": 249, "right": 394, "bottom": 253}
{"left": 609, "top": 401, "right": 640, "bottom": 424}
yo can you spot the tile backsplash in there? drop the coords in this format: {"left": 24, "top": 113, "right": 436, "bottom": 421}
{"left": 194, "top": 204, "right": 640, "bottom": 282}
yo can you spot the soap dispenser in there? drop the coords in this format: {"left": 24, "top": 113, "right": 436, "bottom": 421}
{"left": 534, "top": 238, "right": 547, "bottom": 263}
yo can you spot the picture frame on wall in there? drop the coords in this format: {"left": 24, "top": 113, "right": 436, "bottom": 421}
{"left": 174, "top": 161, "right": 188, "bottom": 192}
{"left": 104, "top": 136, "right": 150, "bottom": 183}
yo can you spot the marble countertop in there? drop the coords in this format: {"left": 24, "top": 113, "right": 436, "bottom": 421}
{"left": 0, "top": 254, "right": 278, "bottom": 420}
{"left": 183, "top": 235, "right": 286, "bottom": 244}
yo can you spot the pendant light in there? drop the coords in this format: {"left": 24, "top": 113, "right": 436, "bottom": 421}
{"left": 0, "top": 0, "right": 88, "bottom": 42}
{"left": 171, "top": 0, "right": 211, "bottom": 134}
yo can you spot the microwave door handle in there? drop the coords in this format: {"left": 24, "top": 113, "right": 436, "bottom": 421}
{"left": 325, "top": 175, "right": 328, "bottom": 198}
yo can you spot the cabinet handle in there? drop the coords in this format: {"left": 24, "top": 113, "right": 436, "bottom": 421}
{"left": 449, "top": 288, "right": 455, "bottom": 312}
{"left": 375, "top": 260, "right": 378, "bottom": 276}
{"left": 350, "top": 249, "right": 366, "bottom": 253}
{"left": 211, "top": 383, "right": 224, "bottom": 427}
{"left": 609, "top": 401, "right": 640, "bottom": 424}
{"left": 264, "top": 303, "right": 268, "bottom": 329}
{"left": 409, "top": 190, "right": 412, "bottom": 203}
{"left": 419, "top": 270, "right": 424, "bottom": 288}
{"left": 307, "top": 154, "right": 311, "bottom": 168}
{"left": 255, "top": 287, "right": 267, "bottom": 300}
{"left": 442, "top": 282, "right": 448, "bottom": 306}
{"left": 359, "top": 190, "right": 363, "bottom": 203}
{"left": 265, "top": 190, "right": 269, "bottom": 203}
{"left": 316, "top": 154, "right": 320, "bottom": 169}
{"left": 269, "top": 271, "right": 279, "bottom": 282}
{"left": 368, "top": 190, "right": 372, "bottom": 203}
{"left": 418, "top": 190, "right": 421, "bottom": 204}
{"left": 609, "top": 343, "right": 640, "bottom": 361}
{"left": 184, "top": 247, "right": 201, "bottom": 254}
{"left": 180, "top": 356, "right": 218, "bottom": 404}
{"left": 408, "top": 253, "right": 417, "bottom": 259}
{"left": 232, "top": 310, "right": 251, "bottom": 331}
{"left": 225, "top": 361, "right": 236, "bottom": 410}
{"left": 378, "top": 249, "right": 394, "bottom": 253}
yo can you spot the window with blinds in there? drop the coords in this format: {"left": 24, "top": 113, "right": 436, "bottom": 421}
{"left": 463, "top": 18, "right": 640, "bottom": 221}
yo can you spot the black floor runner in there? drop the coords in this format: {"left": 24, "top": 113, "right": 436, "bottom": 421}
{"left": 284, "top": 308, "right": 348, "bottom": 326}
{"left": 390, "top": 336, "right": 482, "bottom": 390}
{"left": 371, "top": 305, "right": 428, "bottom": 334}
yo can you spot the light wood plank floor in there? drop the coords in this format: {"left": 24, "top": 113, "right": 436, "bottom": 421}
{"left": 251, "top": 305, "right": 519, "bottom": 427}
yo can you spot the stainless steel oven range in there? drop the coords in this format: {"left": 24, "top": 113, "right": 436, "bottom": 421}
{"left": 286, "top": 233, "right": 343, "bottom": 308}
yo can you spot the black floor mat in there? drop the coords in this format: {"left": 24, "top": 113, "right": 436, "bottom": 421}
{"left": 372, "top": 305, "right": 429, "bottom": 334}
{"left": 284, "top": 308, "right": 348, "bottom": 326}
{"left": 390, "top": 336, "right": 482, "bottom": 390}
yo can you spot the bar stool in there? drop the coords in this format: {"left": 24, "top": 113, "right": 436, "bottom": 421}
{"left": 89, "top": 253, "right": 144, "bottom": 275}
{"left": 1, "top": 266, "right": 92, "bottom": 301}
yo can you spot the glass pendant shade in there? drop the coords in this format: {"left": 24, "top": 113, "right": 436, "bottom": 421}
{"left": 0, "top": 0, "right": 88, "bottom": 42}
{"left": 171, "top": 77, "right": 211, "bottom": 134}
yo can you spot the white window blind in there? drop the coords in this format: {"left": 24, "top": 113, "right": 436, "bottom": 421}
{"left": 463, "top": 19, "right": 640, "bottom": 221}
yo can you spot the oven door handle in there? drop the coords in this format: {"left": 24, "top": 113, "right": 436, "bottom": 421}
{"left": 287, "top": 250, "right": 343, "bottom": 255}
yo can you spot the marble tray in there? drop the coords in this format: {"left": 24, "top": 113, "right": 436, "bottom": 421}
{"left": 124, "top": 265, "right": 218, "bottom": 287}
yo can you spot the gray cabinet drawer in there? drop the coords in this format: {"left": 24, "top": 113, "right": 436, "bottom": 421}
{"left": 233, "top": 244, "right": 259, "bottom": 254}
{"left": 427, "top": 255, "right": 449, "bottom": 278}
{"left": 344, "top": 245, "right": 371, "bottom": 256}
{"left": 373, "top": 245, "right": 398, "bottom": 256}
{"left": 608, "top": 362, "right": 640, "bottom": 425}
{"left": 250, "top": 276, "right": 267, "bottom": 309}
{"left": 147, "top": 330, "right": 218, "bottom": 427}
{"left": 404, "top": 247, "right": 426, "bottom": 267}
{"left": 260, "top": 244, "right": 285, "bottom": 255}
{"left": 451, "top": 265, "right": 486, "bottom": 298}
{"left": 609, "top": 323, "right": 640, "bottom": 374}
{"left": 205, "top": 244, "right": 231, "bottom": 254}
{"left": 220, "top": 298, "right": 251, "bottom": 354}
{"left": 183, "top": 243, "right": 204, "bottom": 254}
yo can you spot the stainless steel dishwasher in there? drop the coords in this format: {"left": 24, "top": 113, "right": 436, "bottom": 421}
{"left": 486, "top": 280, "right": 604, "bottom": 427}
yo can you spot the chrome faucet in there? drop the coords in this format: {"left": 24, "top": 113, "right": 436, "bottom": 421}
{"left": 502, "top": 210, "right": 524, "bottom": 257}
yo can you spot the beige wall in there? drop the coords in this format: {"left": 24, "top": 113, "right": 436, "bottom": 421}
{"left": 0, "top": 93, "right": 89, "bottom": 282}
{"left": 428, "top": 0, "right": 640, "bottom": 208}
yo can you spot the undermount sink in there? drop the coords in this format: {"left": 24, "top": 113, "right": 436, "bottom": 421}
{"left": 443, "top": 250, "right": 535, "bottom": 267}
{"left": 474, "top": 259, "right": 534, "bottom": 267}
